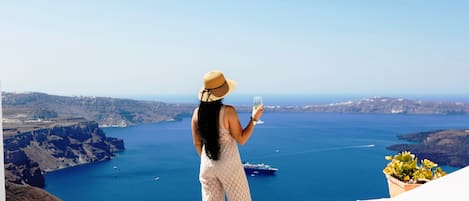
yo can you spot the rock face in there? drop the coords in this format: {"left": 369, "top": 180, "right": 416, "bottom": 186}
{"left": 4, "top": 149, "right": 44, "bottom": 187}
{"left": 387, "top": 130, "right": 469, "bottom": 167}
{"left": 3, "top": 118, "right": 124, "bottom": 200}
{"left": 5, "top": 181, "right": 61, "bottom": 201}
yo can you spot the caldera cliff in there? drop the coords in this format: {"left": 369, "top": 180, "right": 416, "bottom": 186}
{"left": 387, "top": 129, "right": 469, "bottom": 167}
{"left": 3, "top": 118, "right": 124, "bottom": 200}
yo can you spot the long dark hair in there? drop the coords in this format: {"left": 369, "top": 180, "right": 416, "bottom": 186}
{"left": 197, "top": 99, "right": 223, "bottom": 160}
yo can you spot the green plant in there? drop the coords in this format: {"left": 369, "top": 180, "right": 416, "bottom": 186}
{"left": 383, "top": 151, "right": 447, "bottom": 184}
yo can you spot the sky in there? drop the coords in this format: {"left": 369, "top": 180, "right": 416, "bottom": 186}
{"left": 0, "top": 1, "right": 468, "bottom": 98}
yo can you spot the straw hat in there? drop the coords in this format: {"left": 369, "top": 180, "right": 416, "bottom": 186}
{"left": 198, "top": 70, "right": 237, "bottom": 102}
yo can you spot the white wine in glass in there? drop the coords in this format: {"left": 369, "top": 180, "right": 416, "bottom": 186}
{"left": 253, "top": 96, "right": 264, "bottom": 124}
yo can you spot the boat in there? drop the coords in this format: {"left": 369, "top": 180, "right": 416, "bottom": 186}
{"left": 243, "top": 162, "right": 278, "bottom": 175}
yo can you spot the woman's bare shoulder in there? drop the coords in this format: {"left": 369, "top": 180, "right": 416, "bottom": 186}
{"left": 223, "top": 105, "right": 238, "bottom": 118}
{"left": 223, "top": 105, "right": 237, "bottom": 112}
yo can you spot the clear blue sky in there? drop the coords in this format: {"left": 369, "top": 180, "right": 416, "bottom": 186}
{"left": 1, "top": 1, "right": 468, "bottom": 97}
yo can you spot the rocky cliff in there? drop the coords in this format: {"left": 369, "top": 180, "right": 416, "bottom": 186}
{"left": 3, "top": 118, "right": 124, "bottom": 200}
{"left": 6, "top": 182, "right": 61, "bottom": 201}
{"left": 387, "top": 129, "right": 469, "bottom": 167}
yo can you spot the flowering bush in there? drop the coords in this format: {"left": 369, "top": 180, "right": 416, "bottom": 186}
{"left": 383, "top": 151, "right": 447, "bottom": 184}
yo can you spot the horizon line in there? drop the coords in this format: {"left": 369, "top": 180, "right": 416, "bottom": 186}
{"left": 2, "top": 90, "right": 469, "bottom": 97}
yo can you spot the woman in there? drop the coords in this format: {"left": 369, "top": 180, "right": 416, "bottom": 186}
{"left": 191, "top": 71, "right": 264, "bottom": 201}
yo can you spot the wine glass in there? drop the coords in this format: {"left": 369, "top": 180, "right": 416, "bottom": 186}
{"left": 253, "top": 96, "right": 264, "bottom": 124}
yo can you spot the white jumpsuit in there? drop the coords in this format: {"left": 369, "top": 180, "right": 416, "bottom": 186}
{"left": 199, "top": 106, "right": 252, "bottom": 201}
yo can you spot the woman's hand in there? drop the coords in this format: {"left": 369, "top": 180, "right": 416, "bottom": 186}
{"left": 252, "top": 104, "right": 264, "bottom": 121}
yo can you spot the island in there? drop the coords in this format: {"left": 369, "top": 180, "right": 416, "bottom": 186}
{"left": 2, "top": 92, "right": 194, "bottom": 127}
{"left": 387, "top": 129, "right": 469, "bottom": 167}
{"left": 265, "top": 97, "right": 469, "bottom": 115}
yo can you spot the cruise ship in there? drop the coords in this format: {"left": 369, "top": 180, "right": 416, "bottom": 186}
{"left": 243, "top": 162, "right": 278, "bottom": 175}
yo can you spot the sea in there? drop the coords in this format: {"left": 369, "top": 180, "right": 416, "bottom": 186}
{"left": 44, "top": 96, "right": 469, "bottom": 201}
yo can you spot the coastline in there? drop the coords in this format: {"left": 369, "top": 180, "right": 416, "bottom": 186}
{"left": 3, "top": 92, "right": 469, "bottom": 200}
{"left": 3, "top": 118, "right": 124, "bottom": 200}
{"left": 43, "top": 112, "right": 469, "bottom": 201}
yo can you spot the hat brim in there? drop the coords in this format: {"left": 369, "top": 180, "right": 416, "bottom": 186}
{"left": 198, "top": 79, "right": 237, "bottom": 102}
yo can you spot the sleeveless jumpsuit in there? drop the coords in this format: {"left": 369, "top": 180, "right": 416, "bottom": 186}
{"left": 199, "top": 106, "right": 252, "bottom": 201}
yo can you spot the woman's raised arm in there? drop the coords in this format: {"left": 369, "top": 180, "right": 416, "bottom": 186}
{"left": 227, "top": 105, "right": 264, "bottom": 145}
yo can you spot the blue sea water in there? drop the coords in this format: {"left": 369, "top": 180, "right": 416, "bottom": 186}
{"left": 44, "top": 112, "right": 468, "bottom": 201}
